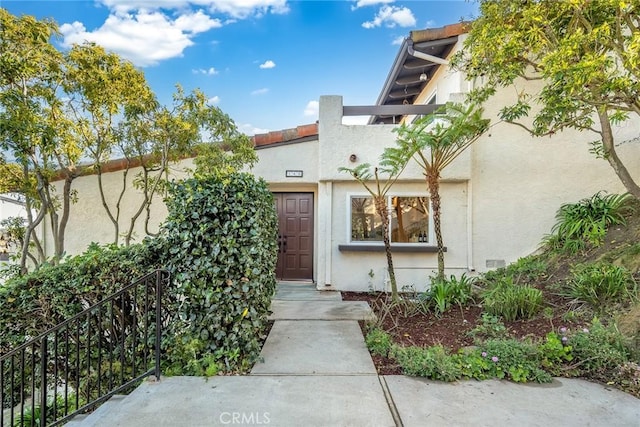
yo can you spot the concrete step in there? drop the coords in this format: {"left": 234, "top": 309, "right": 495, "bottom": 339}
{"left": 269, "top": 300, "right": 375, "bottom": 321}
{"left": 66, "top": 375, "right": 395, "bottom": 427}
{"left": 251, "top": 320, "right": 377, "bottom": 375}
{"left": 65, "top": 394, "right": 127, "bottom": 426}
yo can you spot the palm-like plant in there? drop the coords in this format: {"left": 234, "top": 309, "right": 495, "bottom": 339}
{"left": 388, "top": 102, "right": 490, "bottom": 279}
{"left": 339, "top": 153, "right": 412, "bottom": 301}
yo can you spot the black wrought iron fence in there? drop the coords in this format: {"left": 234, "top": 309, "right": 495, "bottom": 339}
{"left": 1, "top": 269, "right": 170, "bottom": 427}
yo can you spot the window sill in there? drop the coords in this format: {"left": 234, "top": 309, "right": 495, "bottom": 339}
{"left": 338, "top": 244, "right": 446, "bottom": 253}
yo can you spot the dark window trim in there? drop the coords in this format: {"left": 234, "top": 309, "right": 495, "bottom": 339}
{"left": 338, "top": 244, "right": 446, "bottom": 253}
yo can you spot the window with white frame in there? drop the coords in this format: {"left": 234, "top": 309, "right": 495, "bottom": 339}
{"left": 349, "top": 195, "right": 430, "bottom": 244}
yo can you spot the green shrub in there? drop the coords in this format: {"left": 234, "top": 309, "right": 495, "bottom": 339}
{"left": 365, "top": 327, "right": 393, "bottom": 357}
{"left": 391, "top": 345, "right": 462, "bottom": 381}
{"left": 482, "top": 256, "right": 548, "bottom": 285}
{"left": 482, "top": 278, "right": 543, "bottom": 321}
{"left": 538, "top": 332, "right": 573, "bottom": 376}
{"left": 0, "top": 243, "right": 162, "bottom": 408}
{"left": 0, "top": 243, "right": 161, "bottom": 353}
{"left": 548, "top": 192, "right": 633, "bottom": 251}
{"left": 159, "top": 173, "right": 278, "bottom": 374}
{"left": 478, "top": 338, "right": 551, "bottom": 383}
{"left": 467, "top": 313, "right": 509, "bottom": 342}
{"left": 424, "top": 273, "right": 475, "bottom": 316}
{"left": 565, "top": 263, "right": 635, "bottom": 309}
{"left": 389, "top": 342, "right": 552, "bottom": 383}
{"left": 564, "top": 319, "right": 630, "bottom": 377}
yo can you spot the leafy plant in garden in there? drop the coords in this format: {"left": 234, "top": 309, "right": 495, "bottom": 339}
{"left": 478, "top": 338, "right": 551, "bottom": 383}
{"left": 425, "top": 273, "right": 475, "bottom": 316}
{"left": 539, "top": 331, "right": 573, "bottom": 376}
{"left": 565, "top": 263, "right": 635, "bottom": 310}
{"left": 564, "top": 319, "right": 631, "bottom": 377}
{"left": 482, "top": 277, "right": 542, "bottom": 321}
{"left": 546, "top": 192, "right": 634, "bottom": 252}
{"left": 481, "top": 255, "right": 548, "bottom": 285}
{"left": 390, "top": 345, "right": 462, "bottom": 381}
{"left": 467, "top": 313, "right": 508, "bottom": 342}
{"left": 365, "top": 327, "right": 393, "bottom": 358}
{"left": 391, "top": 103, "right": 489, "bottom": 279}
{"left": 158, "top": 173, "right": 278, "bottom": 374}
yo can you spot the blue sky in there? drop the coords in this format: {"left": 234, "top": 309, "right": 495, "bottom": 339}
{"left": 2, "top": 0, "right": 478, "bottom": 135}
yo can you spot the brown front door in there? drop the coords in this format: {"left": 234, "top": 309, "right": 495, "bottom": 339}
{"left": 274, "top": 193, "right": 314, "bottom": 280}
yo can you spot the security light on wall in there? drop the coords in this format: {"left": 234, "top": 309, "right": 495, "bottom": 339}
{"left": 419, "top": 72, "right": 427, "bottom": 82}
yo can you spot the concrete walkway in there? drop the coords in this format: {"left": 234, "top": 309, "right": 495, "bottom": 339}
{"left": 69, "top": 282, "right": 640, "bottom": 426}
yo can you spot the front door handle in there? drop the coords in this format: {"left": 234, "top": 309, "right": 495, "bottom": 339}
{"left": 282, "top": 236, "right": 287, "bottom": 253}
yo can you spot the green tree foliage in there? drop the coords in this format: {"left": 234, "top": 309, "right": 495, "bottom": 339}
{"left": 452, "top": 0, "right": 640, "bottom": 199}
{"left": 0, "top": 10, "right": 258, "bottom": 270}
{"left": 158, "top": 173, "right": 277, "bottom": 373}
{"left": 64, "top": 42, "right": 158, "bottom": 246}
{"left": 0, "top": 9, "right": 68, "bottom": 270}
{"left": 391, "top": 103, "right": 489, "bottom": 278}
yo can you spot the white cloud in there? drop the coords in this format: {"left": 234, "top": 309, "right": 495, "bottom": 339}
{"left": 193, "top": 67, "right": 219, "bottom": 75}
{"left": 208, "top": 96, "right": 221, "bottom": 104}
{"left": 251, "top": 88, "right": 269, "bottom": 95}
{"left": 391, "top": 35, "right": 405, "bottom": 45}
{"left": 259, "top": 60, "right": 276, "bottom": 69}
{"left": 304, "top": 100, "right": 319, "bottom": 117}
{"left": 423, "top": 19, "right": 436, "bottom": 28}
{"left": 238, "top": 123, "right": 270, "bottom": 136}
{"left": 60, "top": 10, "right": 222, "bottom": 67}
{"left": 362, "top": 5, "right": 416, "bottom": 29}
{"left": 208, "top": 0, "right": 290, "bottom": 18}
{"left": 351, "top": 0, "right": 394, "bottom": 10}
{"left": 100, "top": 0, "right": 289, "bottom": 18}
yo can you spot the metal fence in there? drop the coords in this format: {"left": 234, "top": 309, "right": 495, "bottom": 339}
{"left": 1, "top": 269, "right": 170, "bottom": 427}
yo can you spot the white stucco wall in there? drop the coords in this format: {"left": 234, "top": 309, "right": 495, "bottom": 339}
{"left": 328, "top": 181, "right": 469, "bottom": 292}
{"left": 47, "top": 159, "right": 195, "bottom": 256}
{"left": 49, "top": 140, "right": 320, "bottom": 258}
{"left": 252, "top": 139, "right": 318, "bottom": 184}
{"left": 469, "top": 85, "right": 640, "bottom": 270}
{"left": 317, "top": 96, "right": 475, "bottom": 290}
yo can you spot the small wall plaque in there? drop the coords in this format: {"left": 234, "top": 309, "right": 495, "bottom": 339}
{"left": 285, "top": 170, "right": 303, "bottom": 178}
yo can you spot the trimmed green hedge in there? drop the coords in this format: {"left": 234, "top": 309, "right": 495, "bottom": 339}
{"left": 159, "top": 173, "right": 278, "bottom": 374}
{"left": 0, "top": 243, "right": 161, "bottom": 353}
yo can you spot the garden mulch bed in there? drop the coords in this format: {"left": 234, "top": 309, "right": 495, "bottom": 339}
{"left": 341, "top": 291, "right": 577, "bottom": 375}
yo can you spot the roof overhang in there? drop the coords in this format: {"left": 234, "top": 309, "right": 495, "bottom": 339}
{"left": 369, "top": 21, "right": 471, "bottom": 124}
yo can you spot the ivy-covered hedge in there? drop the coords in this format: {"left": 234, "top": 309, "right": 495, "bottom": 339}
{"left": 0, "top": 243, "right": 161, "bottom": 353}
{"left": 158, "top": 172, "right": 278, "bottom": 374}
{"left": 0, "top": 172, "right": 278, "bottom": 378}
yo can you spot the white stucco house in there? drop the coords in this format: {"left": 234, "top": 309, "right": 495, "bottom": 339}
{"left": 47, "top": 23, "right": 640, "bottom": 292}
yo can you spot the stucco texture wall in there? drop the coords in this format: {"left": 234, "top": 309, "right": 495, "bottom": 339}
{"left": 329, "top": 181, "right": 469, "bottom": 292}
{"left": 47, "top": 159, "right": 195, "bottom": 256}
{"left": 468, "top": 83, "right": 640, "bottom": 270}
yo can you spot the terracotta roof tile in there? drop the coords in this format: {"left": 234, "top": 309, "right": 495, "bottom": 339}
{"left": 252, "top": 123, "right": 318, "bottom": 147}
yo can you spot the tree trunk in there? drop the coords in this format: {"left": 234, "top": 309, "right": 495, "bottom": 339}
{"left": 374, "top": 196, "right": 398, "bottom": 301}
{"left": 56, "top": 173, "right": 74, "bottom": 259}
{"left": 427, "top": 172, "right": 445, "bottom": 279}
{"left": 598, "top": 109, "right": 640, "bottom": 200}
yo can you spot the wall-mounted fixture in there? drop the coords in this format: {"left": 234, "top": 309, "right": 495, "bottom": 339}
{"left": 349, "top": 154, "right": 357, "bottom": 163}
